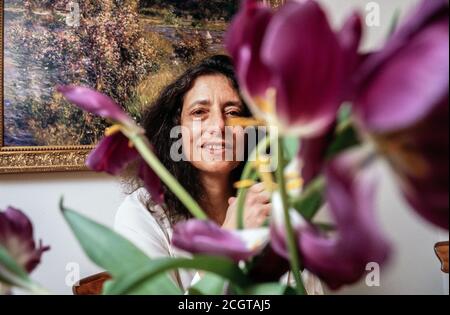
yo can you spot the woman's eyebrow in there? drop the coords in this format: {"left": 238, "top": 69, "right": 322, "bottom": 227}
{"left": 223, "top": 100, "right": 243, "bottom": 107}
{"left": 189, "top": 99, "right": 211, "bottom": 109}
{"left": 189, "top": 99, "right": 242, "bottom": 109}
{"left": 222, "top": 101, "right": 243, "bottom": 108}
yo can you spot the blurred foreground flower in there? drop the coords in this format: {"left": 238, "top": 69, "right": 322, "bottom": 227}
{"left": 352, "top": 0, "right": 449, "bottom": 229}
{"left": 0, "top": 207, "right": 49, "bottom": 273}
{"left": 0, "top": 207, "right": 50, "bottom": 294}
{"left": 226, "top": 0, "right": 361, "bottom": 137}
{"left": 228, "top": 0, "right": 449, "bottom": 231}
{"left": 172, "top": 219, "right": 269, "bottom": 263}
{"left": 271, "top": 150, "right": 391, "bottom": 290}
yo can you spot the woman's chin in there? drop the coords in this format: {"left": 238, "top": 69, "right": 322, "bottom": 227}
{"left": 193, "top": 160, "right": 239, "bottom": 175}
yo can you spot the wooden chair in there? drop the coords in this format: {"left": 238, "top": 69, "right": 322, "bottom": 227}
{"left": 434, "top": 241, "right": 449, "bottom": 274}
{"left": 72, "top": 272, "right": 111, "bottom": 295}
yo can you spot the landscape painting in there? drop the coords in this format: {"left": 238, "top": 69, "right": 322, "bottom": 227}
{"left": 2, "top": 0, "right": 243, "bottom": 148}
{"left": 0, "top": 0, "right": 281, "bottom": 173}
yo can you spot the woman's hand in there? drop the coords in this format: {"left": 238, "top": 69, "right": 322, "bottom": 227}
{"left": 222, "top": 183, "right": 272, "bottom": 230}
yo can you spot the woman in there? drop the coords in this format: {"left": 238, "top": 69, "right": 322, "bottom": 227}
{"left": 114, "top": 55, "right": 323, "bottom": 294}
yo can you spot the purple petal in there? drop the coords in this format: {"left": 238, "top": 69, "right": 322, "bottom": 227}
{"left": 23, "top": 239, "right": 51, "bottom": 273}
{"left": 86, "top": 132, "right": 139, "bottom": 175}
{"left": 269, "top": 192, "right": 310, "bottom": 261}
{"left": 338, "top": 12, "right": 363, "bottom": 99}
{"left": 0, "top": 207, "right": 50, "bottom": 273}
{"left": 172, "top": 220, "right": 257, "bottom": 262}
{"left": 354, "top": 0, "right": 449, "bottom": 132}
{"left": 269, "top": 222, "right": 290, "bottom": 261}
{"left": 298, "top": 123, "right": 336, "bottom": 186}
{"left": 261, "top": 0, "right": 346, "bottom": 137}
{"left": 378, "top": 95, "right": 449, "bottom": 229}
{"left": 271, "top": 150, "right": 391, "bottom": 290}
{"left": 297, "top": 150, "right": 391, "bottom": 289}
{"left": 138, "top": 161, "right": 164, "bottom": 205}
{"left": 225, "top": 0, "right": 273, "bottom": 98}
{"left": 2, "top": 207, "right": 33, "bottom": 241}
{"left": 338, "top": 12, "right": 363, "bottom": 64}
{"left": 57, "top": 85, "right": 133, "bottom": 125}
{"left": 246, "top": 245, "right": 290, "bottom": 282}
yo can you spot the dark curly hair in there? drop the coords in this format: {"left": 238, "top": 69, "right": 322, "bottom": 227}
{"left": 136, "top": 54, "right": 252, "bottom": 224}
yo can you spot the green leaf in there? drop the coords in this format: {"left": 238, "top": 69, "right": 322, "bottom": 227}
{"left": 326, "top": 121, "right": 360, "bottom": 159}
{"left": 104, "top": 273, "right": 181, "bottom": 295}
{"left": 0, "top": 245, "right": 31, "bottom": 287}
{"left": 103, "top": 255, "right": 250, "bottom": 295}
{"left": 283, "top": 286, "right": 298, "bottom": 295}
{"left": 291, "top": 176, "right": 325, "bottom": 220}
{"left": 388, "top": 9, "right": 401, "bottom": 37}
{"left": 243, "top": 282, "right": 288, "bottom": 295}
{"left": 314, "top": 222, "right": 336, "bottom": 233}
{"left": 59, "top": 198, "right": 181, "bottom": 295}
{"left": 188, "top": 272, "right": 226, "bottom": 295}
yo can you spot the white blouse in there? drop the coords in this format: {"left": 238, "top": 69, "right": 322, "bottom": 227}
{"left": 114, "top": 188, "right": 324, "bottom": 294}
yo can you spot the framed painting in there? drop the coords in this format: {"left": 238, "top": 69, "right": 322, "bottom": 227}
{"left": 0, "top": 0, "right": 282, "bottom": 174}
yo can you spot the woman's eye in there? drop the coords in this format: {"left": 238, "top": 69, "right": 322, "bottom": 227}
{"left": 192, "top": 109, "right": 206, "bottom": 117}
{"left": 226, "top": 110, "right": 242, "bottom": 117}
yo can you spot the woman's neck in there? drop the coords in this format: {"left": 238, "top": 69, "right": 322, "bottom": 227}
{"left": 199, "top": 173, "right": 234, "bottom": 226}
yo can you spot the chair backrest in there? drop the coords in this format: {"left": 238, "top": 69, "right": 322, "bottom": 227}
{"left": 72, "top": 272, "right": 112, "bottom": 295}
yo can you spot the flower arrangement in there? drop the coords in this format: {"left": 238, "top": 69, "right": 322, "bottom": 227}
{"left": 0, "top": 0, "right": 448, "bottom": 295}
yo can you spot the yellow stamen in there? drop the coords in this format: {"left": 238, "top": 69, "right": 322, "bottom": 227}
{"left": 254, "top": 88, "right": 277, "bottom": 115}
{"left": 286, "top": 178, "right": 303, "bottom": 191}
{"left": 227, "top": 117, "right": 266, "bottom": 127}
{"left": 105, "top": 124, "right": 123, "bottom": 136}
{"left": 259, "top": 171, "right": 278, "bottom": 192}
{"left": 285, "top": 171, "right": 300, "bottom": 180}
{"left": 252, "top": 158, "right": 270, "bottom": 168}
{"left": 234, "top": 179, "right": 256, "bottom": 189}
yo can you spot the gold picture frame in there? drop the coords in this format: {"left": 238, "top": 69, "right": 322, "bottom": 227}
{"left": 1, "top": 0, "right": 282, "bottom": 175}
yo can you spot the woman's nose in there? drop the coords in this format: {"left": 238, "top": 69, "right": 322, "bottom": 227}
{"left": 205, "top": 110, "right": 225, "bottom": 134}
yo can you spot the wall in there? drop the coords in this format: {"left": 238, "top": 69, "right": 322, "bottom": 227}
{"left": 0, "top": 172, "right": 124, "bottom": 294}
{"left": 1, "top": 0, "right": 448, "bottom": 295}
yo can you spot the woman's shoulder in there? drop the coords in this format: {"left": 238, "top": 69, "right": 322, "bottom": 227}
{"left": 114, "top": 188, "right": 171, "bottom": 242}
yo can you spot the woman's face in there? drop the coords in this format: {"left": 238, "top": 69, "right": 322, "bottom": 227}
{"left": 181, "top": 74, "right": 245, "bottom": 176}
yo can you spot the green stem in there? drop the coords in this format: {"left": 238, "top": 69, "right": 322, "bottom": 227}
{"left": 291, "top": 176, "right": 325, "bottom": 221}
{"left": 131, "top": 134, "right": 208, "bottom": 220}
{"left": 236, "top": 136, "right": 271, "bottom": 230}
{"left": 275, "top": 137, "right": 306, "bottom": 295}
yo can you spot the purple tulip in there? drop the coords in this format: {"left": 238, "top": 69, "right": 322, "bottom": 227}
{"left": 138, "top": 159, "right": 165, "bottom": 205}
{"left": 271, "top": 150, "right": 391, "bottom": 290}
{"left": 86, "top": 132, "right": 139, "bottom": 175}
{"left": 298, "top": 123, "right": 336, "bottom": 186}
{"left": 376, "top": 95, "right": 449, "bottom": 229}
{"left": 58, "top": 85, "right": 164, "bottom": 204}
{"left": 0, "top": 207, "right": 50, "bottom": 273}
{"left": 226, "top": 0, "right": 362, "bottom": 137}
{"left": 57, "top": 85, "right": 134, "bottom": 126}
{"left": 225, "top": 0, "right": 273, "bottom": 99}
{"left": 172, "top": 219, "right": 268, "bottom": 263}
{"left": 354, "top": 0, "right": 448, "bottom": 132}
{"left": 353, "top": 0, "right": 449, "bottom": 229}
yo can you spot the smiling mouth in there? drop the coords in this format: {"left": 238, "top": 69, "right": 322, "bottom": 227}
{"left": 201, "top": 142, "right": 233, "bottom": 153}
